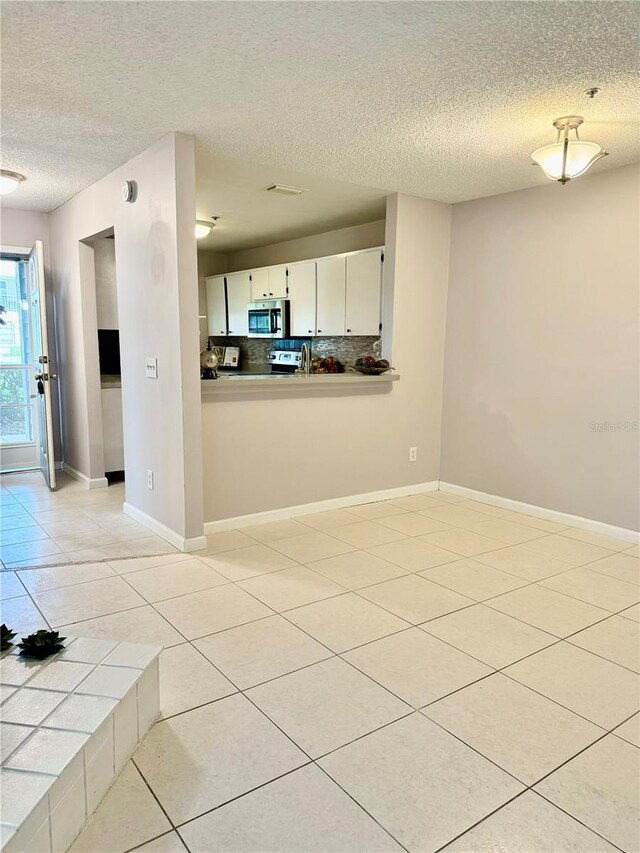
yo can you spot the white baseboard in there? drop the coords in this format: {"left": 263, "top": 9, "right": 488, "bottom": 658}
{"left": 123, "top": 502, "right": 207, "bottom": 552}
{"left": 62, "top": 463, "right": 108, "bottom": 490}
{"left": 203, "top": 481, "right": 440, "bottom": 534}
{"left": 438, "top": 482, "right": 639, "bottom": 544}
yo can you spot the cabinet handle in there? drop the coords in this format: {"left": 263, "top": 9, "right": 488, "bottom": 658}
{"left": 346, "top": 328, "right": 352, "bottom": 333}
{"left": 263, "top": 292, "right": 267, "bottom": 297}
{"left": 308, "top": 329, "right": 313, "bottom": 333}
{"left": 317, "top": 329, "right": 322, "bottom": 333}
{"left": 269, "top": 292, "right": 273, "bottom": 296}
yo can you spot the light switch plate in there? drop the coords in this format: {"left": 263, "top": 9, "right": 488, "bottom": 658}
{"left": 145, "top": 358, "right": 158, "bottom": 379}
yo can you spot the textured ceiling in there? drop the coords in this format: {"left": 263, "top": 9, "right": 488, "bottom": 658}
{"left": 2, "top": 1, "right": 639, "bottom": 220}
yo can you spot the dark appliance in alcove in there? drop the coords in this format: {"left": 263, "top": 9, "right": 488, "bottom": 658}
{"left": 97, "top": 329, "right": 121, "bottom": 376}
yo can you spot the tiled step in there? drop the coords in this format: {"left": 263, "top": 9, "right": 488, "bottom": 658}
{"left": 0, "top": 637, "right": 161, "bottom": 852}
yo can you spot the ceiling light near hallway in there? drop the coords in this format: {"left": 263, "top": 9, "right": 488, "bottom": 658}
{"left": 0, "top": 170, "right": 26, "bottom": 194}
{"left": 195, "top": 219, "right": 216, "bottom": 239}
{"left": 531, "top": 116, "right": 608, "bottom": 185}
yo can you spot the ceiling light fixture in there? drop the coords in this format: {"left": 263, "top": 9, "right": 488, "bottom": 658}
{"left": 0, "top": 170, "right": 26, "bottom": 195}
{"left": 195, "top": 218, "right": 218, "bottom": 239}
{"left": 531, "top": 116, "right": 608, "bottom": 185}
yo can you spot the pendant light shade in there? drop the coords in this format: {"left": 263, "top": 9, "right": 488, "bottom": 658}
{"left": 531, "top": 116, "right": 608, "bottom": 184}
{"left": 195, "top": 219, "right": 215, "bottom": 239}
{"left": 0, "top": 170, "right": 26, "bottom": 195}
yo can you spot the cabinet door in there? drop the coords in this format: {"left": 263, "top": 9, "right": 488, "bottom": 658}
{"left": 268, "top": 266, "right": 289, "bottom": 299}
{"left": 345, "top": 250, "right": 383, "bottom": 336}
{"left": 206, "top": 275, "right": 227, "bottom": 337}
{"left": 316, "top": 256, "right": 345, "bottom": 336}
{"left": 226, "top": 272, "right": 251, "bottom": 336}
{"left": 249, "top": 268, "right": 270, "bottom": 301}
{"left": 288, "top": 262, "right": 316, "bottom": 336}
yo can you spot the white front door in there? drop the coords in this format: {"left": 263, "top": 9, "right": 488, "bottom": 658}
{"left": 29, "top": 241, "right": 57, "bottom": 489}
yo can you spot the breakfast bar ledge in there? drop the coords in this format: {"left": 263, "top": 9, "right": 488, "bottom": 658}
{"left": 201, "top": 373, "right": 399, "bottom": 397}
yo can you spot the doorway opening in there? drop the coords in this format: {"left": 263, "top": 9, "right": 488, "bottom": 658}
{"left": 91, "top": 231, "right": 124, "bottom": 484}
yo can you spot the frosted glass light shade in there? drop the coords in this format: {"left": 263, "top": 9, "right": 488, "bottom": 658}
{"left": 195, "top": 220, "right": 214, "bottom": 239}
{"left": 0, "top": 170, "right": 25, "bottom": 195}
{"left": 531, "top": 140, "right": 606, "bottom": 183}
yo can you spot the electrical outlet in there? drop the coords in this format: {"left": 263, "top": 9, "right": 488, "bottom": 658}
{"left": 409, "top": 446, "right": 417, "bottom": 463}
{"left": 147, "top": 470, "right": 154, "bottom": 490}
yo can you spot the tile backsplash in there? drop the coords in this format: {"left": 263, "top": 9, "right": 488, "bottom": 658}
{"left": 208, "top": 336, "right": 381, "bottom": 371}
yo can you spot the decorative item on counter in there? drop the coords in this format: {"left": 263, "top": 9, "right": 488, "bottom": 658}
{"left": 352, "top": 355, "right": 394, "bottom": 375}
{"left": 200, "top": 340, "right": 219, "bottom": 380}
{"left": 18, "top": 630, "right": 66, "bottom": 660}
{"left": 1, "top": 624, "right": 16, "bottom": 651}
{"left": 311, "top": 355, "right": 345, "bottom": 374}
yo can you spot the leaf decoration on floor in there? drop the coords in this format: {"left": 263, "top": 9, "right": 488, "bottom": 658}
{"left": 18, "top": 629, "right": 67, "bottom": 659}
{"left": 1, "top": 624, "right": 17, "bottom": 651}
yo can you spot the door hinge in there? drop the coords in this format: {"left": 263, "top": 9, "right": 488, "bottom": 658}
{"left": 379, "top": 322, "right": 382, "bottom": 332}
{"left": 381, "top": 252, "right": 384, "bottom": 263}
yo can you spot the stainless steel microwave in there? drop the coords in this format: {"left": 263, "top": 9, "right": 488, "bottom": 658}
{"left": 247, "top": 299, "right": 289, "bottom": 338}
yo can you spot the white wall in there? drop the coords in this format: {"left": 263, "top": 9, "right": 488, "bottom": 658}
{"left": 49, "top": 133, "right": 204, "bottom": 546}
{"left": 201, "top": 195, "right": 450, "bottom": 521}
{"left": 441, "top": 164, "right": 640, "bottom": 531}
{"left": 1, "top": 208, "right": 50, "bottom": 255}
{"left": 93, "top": 236, "right": 118, "bottom": 329}
{"left": 224, "top": 219, "right": 385, "bottom": 272}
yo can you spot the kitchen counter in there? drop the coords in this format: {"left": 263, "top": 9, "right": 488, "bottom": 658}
{"left": 201, "top": 371, "right": 399, "bottom": 397}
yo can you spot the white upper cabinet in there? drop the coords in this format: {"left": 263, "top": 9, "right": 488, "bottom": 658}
{"left": 206, "top": 275, "right": 227, "bottom": 337}
{"left": 288, "top": 262, "right": 317, "bottom": 337}
{"left": 249, "top": 268, "right": 270, "bottom": 301}
{"left": 345, "top": 250, "right": 382, "bottom": 336}
{"left": 316, "top": 256, "right": 346, "bottom": 336}
{"left": 225, "top": 272, "right": 251, "bottom": 336}
{"left": 207, "top": 247, "right": 384, "bottom": 341}
{"left": 268, "top": 266, "right": 289, "bottom": 299}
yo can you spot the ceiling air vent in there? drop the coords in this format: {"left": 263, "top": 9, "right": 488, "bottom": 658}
{"left": 264, "top": 184, "right": 306, "bottom": 196}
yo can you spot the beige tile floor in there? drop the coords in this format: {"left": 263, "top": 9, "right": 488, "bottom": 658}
{"left": 1, "top": 486, "right": 638, "bottom": 852}
{"left": 0, "top": 472, "right": 178, "bottom": 569}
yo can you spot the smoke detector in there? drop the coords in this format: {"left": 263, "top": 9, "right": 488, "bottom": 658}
{"left": 264, "top": 184, "right": 306, "bottom": 196}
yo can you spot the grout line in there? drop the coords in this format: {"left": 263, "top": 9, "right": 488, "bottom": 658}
{"left": 433, "top": 788, "right": 532, "bottom": 852}
{"left": 530, "top": 790, "right": 627, "bottom": 853}
{"left": 132, "top": 757, "right": 178, "bottom": 830}
{"left": 315, "top": 761, "right": 412, "bottom": 852}
{"left": 122, "top": 830, "right": 178, "bottom": 853}
{"left": 172, "top": 761, "right": 314, "bottom": 831}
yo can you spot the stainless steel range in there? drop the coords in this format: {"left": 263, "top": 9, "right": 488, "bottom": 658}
{"left": 267, "top": 349, "right": 302, "bottom": 374}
